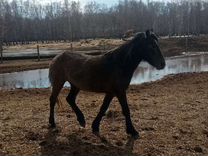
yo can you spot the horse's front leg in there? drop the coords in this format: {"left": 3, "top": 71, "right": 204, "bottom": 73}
{"left": 92, "top": 94, "right": 114, "bottom": 135}
{"left": 117, "top": 91, "right": 139, "bottom": 138}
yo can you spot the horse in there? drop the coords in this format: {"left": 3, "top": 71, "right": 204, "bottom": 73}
{"left": 48, "top": 30, "right": 166, "bottom": 138}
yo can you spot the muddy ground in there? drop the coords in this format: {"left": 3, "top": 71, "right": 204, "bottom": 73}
{"left": 0, "top": 72, "right": 208, "bottom": 156}
{"left": 1, "top": 36, "right": 208, "bottom": 155}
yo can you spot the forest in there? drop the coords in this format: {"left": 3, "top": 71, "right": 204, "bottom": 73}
{"left": 0, "top": 0, "right": 208, "bottom": 44}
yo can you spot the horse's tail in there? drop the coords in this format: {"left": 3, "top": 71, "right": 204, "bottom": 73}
{"left": 48, "top": 53, "right": 61, "bottom": 86}
{"left": 49, "top": 54, "right": 64, "bottom": 110}
{"left": 56, "top": 97, "right": 63, "bottom": 110}
{"left": 49, "top": 61, "right": 55, "bottom": 86}
{"left": 49, "top": 77, "right": 63, "bottom": 110}
{"left": 49, "top": 86, "right": 63, "bottom": 109}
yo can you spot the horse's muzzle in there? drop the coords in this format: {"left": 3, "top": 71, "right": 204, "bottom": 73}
{"left": 156, "top": 61, "right": 166, "bottom": 70}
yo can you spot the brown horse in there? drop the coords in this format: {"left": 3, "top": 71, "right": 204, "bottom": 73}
{"left": 48, "top": 30, "right": 165, "bottom": 138}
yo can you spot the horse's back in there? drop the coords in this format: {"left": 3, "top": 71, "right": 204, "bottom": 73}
{"left": 50, "top": 51, "right": 91, "bottom": 68}
{"left": 49, "top": 51, "right": 87, "bottom": 85}
{"left": 49, "top": 51, "right": 100, "bottom": 86}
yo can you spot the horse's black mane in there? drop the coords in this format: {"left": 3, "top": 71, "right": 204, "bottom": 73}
{"left": 103, "top": 32, "right": 146, "bottom": 57}
{"left": 104, "top": 31, "right": 158, "bottom": 56}
{"left": 102, "top": 31, "right": 159, "bottom": 70}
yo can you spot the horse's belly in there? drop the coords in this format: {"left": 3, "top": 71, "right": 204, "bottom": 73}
{"left": 64, "top": 57, "right": 116, "bottom": 92}
{"left": 69, "top": 76, "right": 113, "bottom": 93}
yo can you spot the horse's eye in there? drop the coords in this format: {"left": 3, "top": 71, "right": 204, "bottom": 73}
{"left": 152, "top": 41, "right": 158, "bottom": 48}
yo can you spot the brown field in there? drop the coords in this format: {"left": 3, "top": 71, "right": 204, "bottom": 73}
{"left": 3, "top": 38, "right": 124, "bottom": 52}
{"left": 3, "top": 36, "right": 208, "bottom": 54}
{"left": 0, "top": 72, "right": 208, "bottom": 156}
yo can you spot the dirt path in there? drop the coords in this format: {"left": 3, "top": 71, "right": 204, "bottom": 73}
{"left": 0, "top": 72, "right": 208, "bottom": 155}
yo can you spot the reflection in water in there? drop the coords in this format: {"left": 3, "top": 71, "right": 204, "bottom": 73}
{"left": 1, "top": 54, "right": 208, "bottom": 90}
{"left": 131, "top": 54, "right": 208, "bottom": 84}
{"left": 0, "top": 69, "right": 50, "bottom": 90}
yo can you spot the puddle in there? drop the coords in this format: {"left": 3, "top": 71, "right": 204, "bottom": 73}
{"left": 1, "top": 54, "right": 208, "bottom": 90}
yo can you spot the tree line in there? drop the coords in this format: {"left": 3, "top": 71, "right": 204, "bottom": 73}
{"left": 0, "top": 0, "right": 208, "bottom": 45}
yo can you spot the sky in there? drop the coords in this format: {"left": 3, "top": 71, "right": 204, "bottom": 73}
{"left": 40, "top": 0, "right": 172, "bottom": 7}
{"left": 7, "top": 0, "right": 173, "bottom": 7}
{"left": 41, "top": 0, "right": 119, "bottom": 7}
{"left": 7, "top": 0, "right": 172, "bottom": 9}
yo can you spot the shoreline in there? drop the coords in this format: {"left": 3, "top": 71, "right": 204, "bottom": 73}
{"left": 1, "top": 51, "right": 208, "bottom": 74}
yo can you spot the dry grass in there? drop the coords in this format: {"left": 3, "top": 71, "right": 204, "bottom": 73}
{"left": 3, "top": 39, "right": 125, "bottom": 52}
{"left": 3, "top": 36, "right": 208, "bottom": 56}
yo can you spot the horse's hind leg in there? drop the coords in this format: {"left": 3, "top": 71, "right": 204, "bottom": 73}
{"left": 66, "top": 85, "right": 86, "bottom": 127}
{"left": 92, "top": 94, "right": 114, "bottom": 134}
{"left": 49, "top": 81, "right": 64, "bottom": 128}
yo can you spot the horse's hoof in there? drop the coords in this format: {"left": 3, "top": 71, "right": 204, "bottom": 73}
{"left": 48, "top": 123, "right": 56, "bottom": 129}
{"left": 92, "top": 127, "right": 100, "bottom": 136}
{"left": 51, "top": 128, "right": 59, "bottom": 133}
{"left": 77, "top": 115, "right": 86, "bottom": 128}
{"left": 127, "top": 129, "right": 140, "bottom": 139}
{"left": 130, "top": 133, "right": 140, "bottom": 140}
{"left": 79, "top": 120, "right": 86, "bottom": 128}
{"left": 93, "top": 131, "right": 100, "bottom": 137}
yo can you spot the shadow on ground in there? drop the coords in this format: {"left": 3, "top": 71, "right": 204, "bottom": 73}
{"left": 39, "top": 129, "right": 139, "bottom": 156}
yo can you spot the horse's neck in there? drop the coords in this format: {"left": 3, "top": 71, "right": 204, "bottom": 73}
{"left": 104, "top": 40, "right": 142, "bottom": 74}
{"left": 116, "top": 41, "right": 142, "bottom": 74}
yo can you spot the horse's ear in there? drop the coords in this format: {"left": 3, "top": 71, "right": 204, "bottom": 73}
{"left": 151, "top": 34, "right": 158, "bottom": 41}
{"left": 146, "top": 30, "right": 151, "bottom": 38}
{"left": 150, "top": 28, "right": 154, "bottom": 32}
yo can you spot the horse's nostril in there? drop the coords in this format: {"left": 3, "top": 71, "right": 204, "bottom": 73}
{"left": 158, "top": 61, "right": 165, "bottom": 70}
{"left": 161, "top": 61, "right": 166, "bottom": 67}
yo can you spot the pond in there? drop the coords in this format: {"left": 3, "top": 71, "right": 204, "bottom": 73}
{"left": 1, "top": 54, "right": 208, "bottom": 90}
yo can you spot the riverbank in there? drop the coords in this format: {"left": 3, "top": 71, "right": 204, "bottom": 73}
{"left": 0, "top": 59, "right": 50, "bottom": 74}
{"left": 1, "top": 35, "right": 208, "bottom": 74}
{"left": 0, "top": 72, "right": 208, "bottom": 155}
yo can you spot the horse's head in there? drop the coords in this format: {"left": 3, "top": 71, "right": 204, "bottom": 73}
{"left": 141, "top": 30, "right": 166, "bottom": 70}
{"left": 130, "top": 30, "right": 165, "bottom": 70}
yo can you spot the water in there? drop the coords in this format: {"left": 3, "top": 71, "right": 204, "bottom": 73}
{"left": 3, "top": 49, "right": 62, "bottom": 57}
{"left": 131, "top": 54, "right": 208, "bottom": 84}
{"left": 1, "top": 54, "right": 208, "bottom": 90}
{"left": 0, "top": 69, "right": 50, "bottom": 90}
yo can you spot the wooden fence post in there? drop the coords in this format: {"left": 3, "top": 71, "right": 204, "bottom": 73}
{"left": 37, "top": 45, "right": 40, "bottom": 61}
{"left": 0, "top": 42, "right": 3, "bottom": 64}
{"left": 103, "top": 41, "right": 106, "bottom": 52}
{"left": 185, "top": 37, "right": 188, "bottom": 53}
{"left": 70, "top": 43, "right": 73, "bottom": 52}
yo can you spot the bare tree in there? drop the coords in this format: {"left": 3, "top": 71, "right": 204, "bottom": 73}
{"left": 0, "top": 0, "right": 207, "bottom": 43}
{"left": 0, "top": 0, "right": 8, "bottom": 62}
